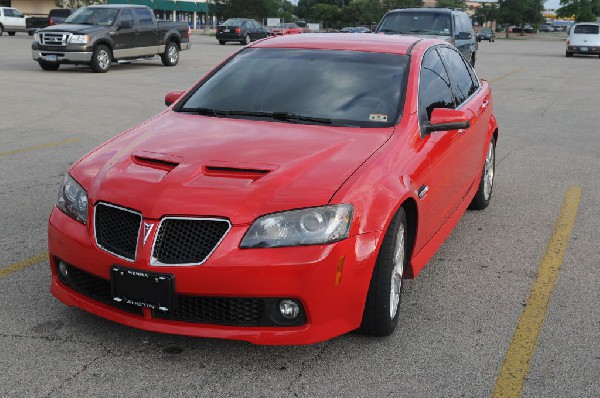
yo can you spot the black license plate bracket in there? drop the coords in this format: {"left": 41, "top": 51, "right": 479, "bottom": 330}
{"left": 110, "top": 266, "right": 175, "bottom": 312}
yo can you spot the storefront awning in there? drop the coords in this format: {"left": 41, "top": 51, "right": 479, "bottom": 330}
{"left": 129, "top": 0, "right": 154, "bottom": 7}
{"left": 106, "top": 0, "right": 131, "bottom": 4}
{"left": 177, "top": 1, "right": 199, "bottom": 12}
{"left": 155, "top": 0, "right": 177, "bottom": 11}
{"left": 196, "top": 2, "right": 208, "bottom": 13}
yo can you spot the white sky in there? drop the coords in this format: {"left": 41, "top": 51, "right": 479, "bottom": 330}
{"left": 545, "top": 0, "right": 561, "bottom": 10}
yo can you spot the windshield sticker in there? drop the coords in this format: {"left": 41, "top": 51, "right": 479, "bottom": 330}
{"left": 369, "top": 114, "right": 388, "bottom": 122}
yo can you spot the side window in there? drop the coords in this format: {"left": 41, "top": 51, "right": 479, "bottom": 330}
{"left": 133, "top": 8, "right": 153, "bottom": 26}
{"left": 13, "top": 9, "right": 23, "bottom": 18}
{"left": 120, "top": 9, "right": 133, "bottom": 27}
{"left": 462, "top": 14, "right": 473, "bottom": 34}
{"left": 4, "top": 9, "right": 14, "bottom": 17}
{"left": 439, "top": 46, "right": 479, "bottom": 105}
{"left": 419, "top": 47, "right": 455, "bottom": 123}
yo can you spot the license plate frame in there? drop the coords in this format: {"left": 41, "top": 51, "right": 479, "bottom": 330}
{"left": 110, "top": 266, "right": 175, "bottom": 312}
{"left": 581, "top": 46, "right": 588, "bottom": 52}
{"left": 44, "top": 54, "right": 58, "bottom": 62}
{"left": 223, "top": 28, "right": 230, "bottom": 33}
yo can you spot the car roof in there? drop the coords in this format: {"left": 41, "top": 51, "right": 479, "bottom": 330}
{"left": 387, "top": 7, "right": 460, "bottom": 14}
{"left": 87, "top": 4, "right": 149, "bottom": 8}
{"left": 252, "top": 33, "right": 429, "bottom": 55}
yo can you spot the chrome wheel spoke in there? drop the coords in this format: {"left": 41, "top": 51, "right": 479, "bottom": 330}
{"left": 390, "top": 223, "right": 405, "bottom": 319}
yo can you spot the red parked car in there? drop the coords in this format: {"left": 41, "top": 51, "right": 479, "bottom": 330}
{"left": 271, "top": 22, "right": 302, "bottom": 35}
{"left": 48, "top": 34, "right": 498, "bottom": 345}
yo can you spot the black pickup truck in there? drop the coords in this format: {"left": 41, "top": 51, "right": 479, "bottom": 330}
{"left": 26, "top": 8, "right": 75, "bottom": 35}
{"left": 31, "top": 5, "right": 190, "bottom": 72}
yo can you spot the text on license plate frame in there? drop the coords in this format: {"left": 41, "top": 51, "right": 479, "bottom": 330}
{"left": 110, "top": 266, "right": 175, "bottom": 312}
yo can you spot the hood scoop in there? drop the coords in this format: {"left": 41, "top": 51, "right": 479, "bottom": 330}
{"left": 131, "top": 151, "right": 184, "bottom": 172}
{"left": 203, "top": 161, "right": 278, "bottom": 182}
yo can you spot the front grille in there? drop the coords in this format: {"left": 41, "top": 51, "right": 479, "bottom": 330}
{"left": 155, "top": 296, "right": 264, "bottom": 325}
{"left": 57, "top": 261, "right": 143, "bottom": 315}
{"left": 94, "top": 203, "right": 142, "bottom": 261}
{"left": 151, "top": 218, "right": 230, "bottom": 265}
{"left": 40, "top": 32, "right": 71, "bottom": 46}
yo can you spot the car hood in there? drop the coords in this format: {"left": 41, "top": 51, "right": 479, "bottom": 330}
{"left": 71, "top": 111, "right": 393, "bottom": 224}
{"left": 40, "top": 24, "right": 107, "bottom": 34}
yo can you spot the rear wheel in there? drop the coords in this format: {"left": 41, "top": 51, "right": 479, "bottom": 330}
{"left": 38, "top": 61, "right": 60, "bottom": 71}
{"left": 359, "top": 207, "right": 408, "bottom": 336}
{"left": 218, "top": 40, "right": 225, "bottom": 45}
{"left": 243, "top": 34, "right": 251, "bottom": 45}
{"left": 161, "top": 41, "right": 179, "bottom": 66}
{"left": 90, "top": 45, "right": 111, "bottom": 73}
{"left": 469, "top": 137, "right": 496, "bottom": 210}
{"left": 566, "top": 51, "right": 573, "bottom": 57}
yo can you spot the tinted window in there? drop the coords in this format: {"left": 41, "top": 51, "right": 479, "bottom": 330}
{"left": 419, "top": 47, "right": 454, "bottom": 122}
{"left": 50, "top": 9, "right": 73, "bottom": 18}
{"left": 120, "top": 9, "right": 133, "bottom": 26}
{"left": 439, "top": 46, "right": 479, "bottom": 104}
{"left": 4, "top": 8, "right": 14, "bottom": 16}
{"left": 378, "top": 12, "right": 452, "bottom": 36}
{"left": 65, "top": 8, "right": 119, "bottom": 26}
{"left": 179, "top": 48, "right": 409, "bottom": 128}
{"left": 222, "top": 19, "right": 243, "bottom": 26}
{"left": 133, "top": 8, "right": 153, "bottom": 25}
{"left": 573, "top": 25, "right": 599, "bottom": 34}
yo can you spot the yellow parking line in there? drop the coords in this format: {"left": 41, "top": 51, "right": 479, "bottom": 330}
{"left": 0, "top": 138, "right": 80, "bottom": 157}
{"left": 492, "top": 186, "right": 582, "bottom": 398}
{"left": 0, "top": 253, "right": 48, "bottom": 279}
{"left": 489, "top": 67, "right": 524, "bottom": 83}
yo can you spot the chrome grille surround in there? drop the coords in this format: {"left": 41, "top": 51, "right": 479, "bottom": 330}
{"left": 40, "top": 32, "right": 72, "bottom": 46}
{"left": 150, "top": 217, "right": 231, "bottom": 266}
{"left": 94, "top": 202, "right": 142, "bottom": 262}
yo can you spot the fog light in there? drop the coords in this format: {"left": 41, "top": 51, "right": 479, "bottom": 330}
{"left": 279, "top": 299, "right": 300, "bottom": 319}
{"left": 58, "top": 261, "right": 69, "bottom": 278}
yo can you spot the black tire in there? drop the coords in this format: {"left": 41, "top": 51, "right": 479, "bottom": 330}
{"left": 218, "top": 40, "right": 226, "bottom": 45}
{"left": 469, "top": 137, "right": 496, "bottom": 210}
{"left": 0, "top": 24, "right": 4, "bottom": 36}
{"left": 90, "top": 45, "right": 111, "bottom": 73}
{"left": 28, "top": 31, "right": 34, "bottom": 36}
{"left": 161, "top": 41, "right": 179, "bottom": 66}
{"left": 566, "top": 51, "right": 573, "bottom": 57}
{"left": 359, "top": 207, "right": 408, "bottom": 336}
{"left": 8, "top": 31, "right": 16, "bottom": 36}
{"left": 242, "top": 34, "right": 250, "bottom": 45}
{"left": 38, "top": 61, "right": 60, "bottom": 71}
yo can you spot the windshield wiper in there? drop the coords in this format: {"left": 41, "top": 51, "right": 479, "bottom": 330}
{"left": 409, "top": 29, "right": 437, "bottom": 35}
{"left": 179, "top": 107, "right": 222, "bottom": 117}
{"left": 378, "top": 28, "right": 400, "bottom": 34}
{"left": 226, "top": 110, "right": 332, "bottom": 125}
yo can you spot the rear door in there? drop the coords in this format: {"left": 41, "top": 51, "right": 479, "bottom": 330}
{"left": 132, "top": 7, "right": 158, "bottom": 56}
{"left": 112, "top": 8, "right": 137, "bottom": 59}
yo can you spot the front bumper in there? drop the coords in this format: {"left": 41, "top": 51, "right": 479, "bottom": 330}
{"left": 32, "top": 49, "right": 92, "bottom": 64}
{"left": 48, "top": 207, "right": 381, "bottom": 345}
{"left": 567, "top": 45, "right": 600, "bottom": 55}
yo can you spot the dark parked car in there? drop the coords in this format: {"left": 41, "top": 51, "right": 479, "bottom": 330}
{"left": 26, "top": 8, "right": 75, "bottom": 35}
{"left": 476, "top": 28, "right": 495, "bottom": 42}
{"left": 539, "top": 25, "right": 555, "bottom": 32}
{"left": 341, "top": 26, "right": 371, "bottom": 33}
{"left": 216, "top": 18, "right": 269, "bottom": 45}
{"left": 375, "top": 8, "right": 478, "bottom": 66}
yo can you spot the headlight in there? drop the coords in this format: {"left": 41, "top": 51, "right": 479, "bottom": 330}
{"left": 240, "top": 204, "right": 353, "bottom": 248}
{"left": 69, "top": 35, "right": 89, "bottom": 44}
{"left": 57, "top": 174, "right": 88, "bottom": 224}
{"left": 33, "top": 32, "right": 39, "bottom": 43}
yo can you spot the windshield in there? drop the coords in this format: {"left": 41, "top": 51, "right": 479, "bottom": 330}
{"left": 222, "top": 19, "right": 243, "bottom": 26}
{"left": 378, "top": 12, "right": 452, "bottom": 36}
{"left": 64, "top": 7, "right": 119, "bottom": 26}
{"left": 177, "top": 48, "right": 408, "bottom": 128}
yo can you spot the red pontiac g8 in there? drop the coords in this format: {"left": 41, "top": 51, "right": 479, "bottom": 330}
{"left": 48, "top": 34, "right": 498, "bottom": 345}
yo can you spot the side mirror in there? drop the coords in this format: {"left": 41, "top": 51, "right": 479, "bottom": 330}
{"left": 165, "top": 90, "right": 185, "bottom": 106}
{"left": 119, "top": 20, "right": 132, "bottom": 29}
{"left": 423, "top": 108, "right": 470, "bottom": 134}
{"left": 456, "top": 31, "right": 472, "bottom": 40}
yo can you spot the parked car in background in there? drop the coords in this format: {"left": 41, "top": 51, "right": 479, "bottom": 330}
{"left": 539, "top": 25, "right": 555, "bottom": 32}
{"left": 26, "top": 8, "right": 75, "bottom": 35}
{"left": 375, "top": 8, "right": 478, "bottom": 66}
{"left": 48, "top": 33, "right": 498, "bottom": 345}
{"left": 271, "top": 22, "right": 302, "bottom": 36}
{"left": 341, "top": 26, "right": 371, "bottom": 33}
{"left": 566, "top": 23, "right": 600, "bottom": 57}
{"left": 511, "top": 24, "right": 534, "bottom": 33}
{"left": 476, "top": 28, "right": 495, "bottom": 42}
{"left": 0, "top": 6, "right": 27, "bottom": 36}
{"left": 216, "top": 18, "right": 270, "bottom": 45}
{"left": 32, "top": 5, "right": 190, "bottom": 72}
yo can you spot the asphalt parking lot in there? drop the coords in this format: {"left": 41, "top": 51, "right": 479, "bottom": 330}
{"left": 1, "top": 33, "right": 599, "bottom": 397}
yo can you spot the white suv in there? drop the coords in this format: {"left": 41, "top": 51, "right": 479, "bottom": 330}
{"left": 566, "top": 23, "right": 600, "bottom": 58}
{"left": 0, "top": 7, "right": 27, "bottom": 36}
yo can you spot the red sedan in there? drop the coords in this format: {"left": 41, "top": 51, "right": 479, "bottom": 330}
{"left": 48, "top": 34, "right": 498, "bottom": 345}
{"left": 271, "top": 22, "right": 302, "bottom": 35}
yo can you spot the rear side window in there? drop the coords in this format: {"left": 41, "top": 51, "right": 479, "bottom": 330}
{"left": 134, "top": 8, "right": 153, "bottom": 26}
{"left": 573, "top": 25, "right": 599, "bottom": 34}
{"left": 120, "top": 9, "right": 133, "bottom": 26}
{"left": 439, "top": 46, "right": 479, "bottom": 105}
{"left": 378, "top": 12, "right": 452, "bottom": 36}
{"left": 4, "top": 8, "right": 14, "bottom": 17}
{"left": 50, "top": 9, "right": 72, "bottom": 18}
{"left": 419, "top": 47, "right": 455, "bottom": 122}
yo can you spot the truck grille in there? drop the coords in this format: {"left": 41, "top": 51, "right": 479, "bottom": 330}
{"left": 94, "top": 203, "right": 142, "bottom": 262}
{"left": 151, "top": 217, "right": 231, "bottom": 265}
{"left": 40, "top": 32, "right": 72, "bottom": 46}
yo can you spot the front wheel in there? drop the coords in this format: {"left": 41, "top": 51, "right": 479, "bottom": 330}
{"left": 0, "top": 24, "right": 4, "bottom": 36}
{"left": 38, "top": 61, "right": 60, "bottom": 71}
{"left": 161, "top": 41, "right": 179, "bottom": 66}
{"left": 90, "top": 45, "right": 111, "bottom": 73}
{"left": 469, "top": 137, "right": 496, "bottom": 210}
{"left": 359, "top": 207, "right": 408, "bottom": 336}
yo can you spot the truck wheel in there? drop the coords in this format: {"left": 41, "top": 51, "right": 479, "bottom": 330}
{"left": 38, "top": 61, "right": 60, "bottom": 71}
{"left": 161, "top": 41, "right": 179, "bottom": 66}
{"left": 0, "top": 24, "right": 4, "bottom": 36}
{"left": 90, "top": 45, "right": 111, "bottom": 73}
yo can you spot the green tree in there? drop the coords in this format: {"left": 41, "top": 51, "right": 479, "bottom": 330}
{"left": 436, "top": 0, "right": 467, "bottom": 10}
{"left": 341, "top": 0, "right": 384, "bottom": 29}
{"left": 557, "top": 0, "right": 600, "bottom": 22}
{"left": 497, "top": 0, "right": 544, "bottom": 37}
{"left": 472, "top": 3, "right": 498, "bottom": 26}
{"left": 310, "top": 3, "right": 341, "bottom": 29}
{"left": 56, "top": 0, "right": 100, "bottom": 7}
{"left": 381, "top": 0, "right": 424, "bottom": 12}
{"left": 214, "top": 0, "right": 276, "bottom": 20}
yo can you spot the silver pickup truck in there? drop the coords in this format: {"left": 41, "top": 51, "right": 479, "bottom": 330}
{"left": 32, "top": 5, "right": 190, "bottom": 72}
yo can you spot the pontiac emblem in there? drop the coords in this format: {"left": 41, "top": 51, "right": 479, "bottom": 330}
{"left": 143, "top": 223, "right": 154, "bottom": 246}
